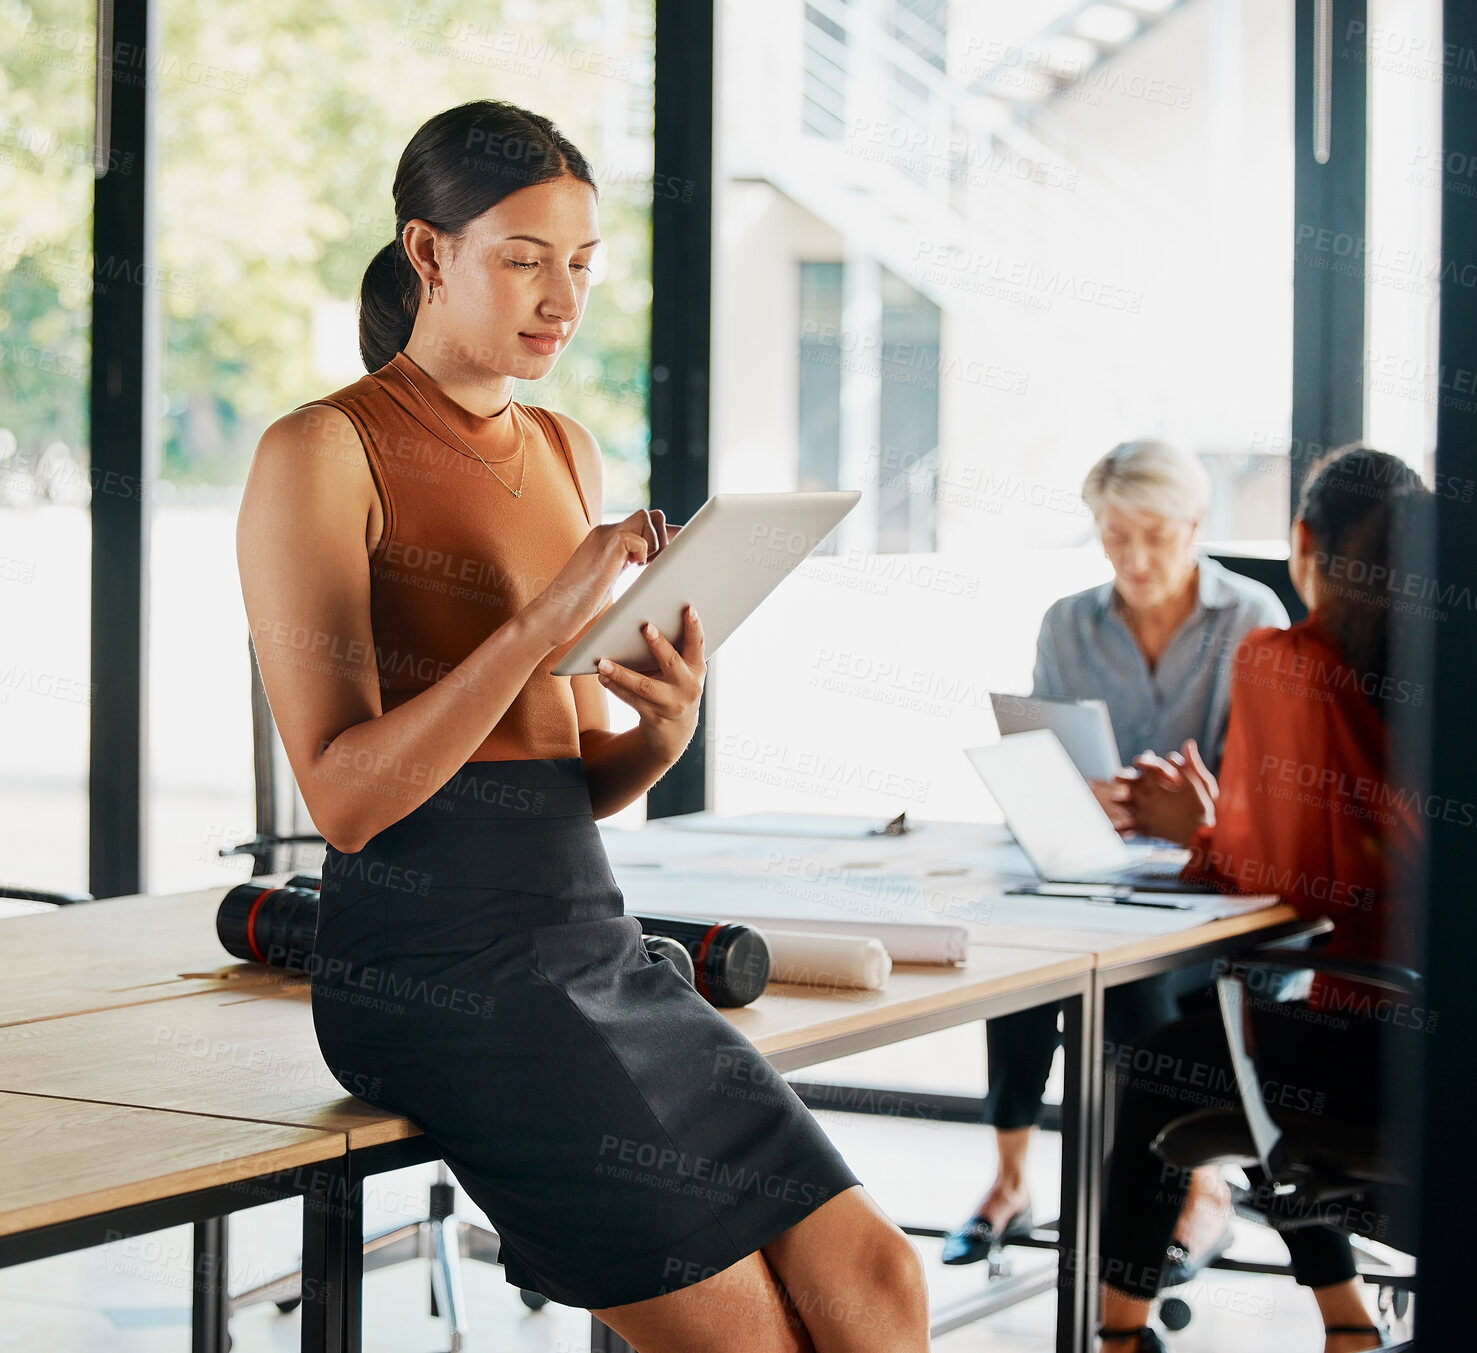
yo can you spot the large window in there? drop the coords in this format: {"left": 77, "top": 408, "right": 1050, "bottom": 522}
{"left": 0, "top": 0, "right": 95, "bottom": 893}
{"left": 3, "top": 2, "right": 656, "bottom": 897}
{"left": 712, "top": 0, "right": 1297, "bottom": 821}
{"left": 1363, "top": 0, "right": 1443, "bottom": 473}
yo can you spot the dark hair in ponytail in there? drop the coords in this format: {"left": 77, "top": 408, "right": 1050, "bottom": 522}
{"left": 358, "top": 100, "right": 598, "bottom": 372}
{"left": 1295, "top": 443, "right": 1431, "bottom": 692}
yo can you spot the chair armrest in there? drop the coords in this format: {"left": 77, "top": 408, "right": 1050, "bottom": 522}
{"left": 221, "top": 833, "right": 327, "bottom": 878}
{"left": 0, "top": 884, "right": 94, "bottom": 905}
{"left": 220, "top": 833, "right": 326, "bottom": 856}
{"left": 1219, "top": 947, "right": 1422, "bottom": 996}
{"left": 1215, "top": 974, "right": 1289, "bottom": 1178}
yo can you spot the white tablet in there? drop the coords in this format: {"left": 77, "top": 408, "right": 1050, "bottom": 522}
{"left": 988, "top": 691, "right": 1122, "bottom": 781}
{"left": 550, "top": 490, "right": 862, "bottom": 676}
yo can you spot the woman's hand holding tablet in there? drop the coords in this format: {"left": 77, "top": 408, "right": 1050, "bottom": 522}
{"left": 594, "top": 605, "right": 707, "bottom": 763}
{"left": 550, "top": 490, "right": 862, "bottom": 677}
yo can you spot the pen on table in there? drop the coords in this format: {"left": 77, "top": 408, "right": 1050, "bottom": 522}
{"left": 1085, "top": 894, "right": 1193, "bottom": 911}
{"left": 1006, "top": 884, "right": 1194, "bottom": 911}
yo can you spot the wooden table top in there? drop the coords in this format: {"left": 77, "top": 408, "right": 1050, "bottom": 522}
{"left": 0, "top": 984, "right": 417, "bottom": 1151}
{"left": 0, "top": 1091, "right": 342, "bottom": 1236}
{"left": 728, "top": 945, "right": 1090, "bottom": 1058}
{"left": 0, "top": 863, "right": 1291, "bottom": 1171}
{"left": 962, "top": 904, "right": 1304, "bottom": 965}
{"left": 0, "top": 855, "right": 1289, "bottom": 1253}
{"left": 0, "top": 943, "right": 1090, "bottom": 1145}
{"left": 601, "top": 816, "right": 1303, "bottom": 970}
{"left": 0, "top": 886, "right": 293, "bottom": 1028}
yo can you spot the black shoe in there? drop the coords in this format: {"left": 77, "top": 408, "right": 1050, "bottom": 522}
{"left": 940, "top": 1202, "right": 1034, "bottom": 1266}
{"left": 1160, "top": 1221, "right": 1233, "bottom": 1288}
{"left": 1096, "top": 1326, "right": 1168, "bottom": 1353}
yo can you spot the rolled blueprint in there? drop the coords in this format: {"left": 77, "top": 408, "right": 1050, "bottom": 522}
{"left": 761, "top": 929, "right": 892, "bottom": 992}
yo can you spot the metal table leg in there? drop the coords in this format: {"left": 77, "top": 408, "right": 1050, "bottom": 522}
{"left": 299, "top": 1158, "right": 353, "bottom": 1353}
{"left": 192, "top": 1217, "right": 230, "bottom": 1353}
{"left": 340, "top": 1157, "right": 365, "bottom": 1353}
{"left": 1056, "top": 981, "right": 1100, "bottom": 1353}
{"left": 1080, "top": 973, "right": 1109, "bottom": 1353}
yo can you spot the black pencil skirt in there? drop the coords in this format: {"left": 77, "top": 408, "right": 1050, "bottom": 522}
{"left": 309, "top": 757, "right": 863, "bottom": 1310}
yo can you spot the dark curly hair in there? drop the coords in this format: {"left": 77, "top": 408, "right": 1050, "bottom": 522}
{"left": 358, "top": 100, "right": 597, "bottom": 372}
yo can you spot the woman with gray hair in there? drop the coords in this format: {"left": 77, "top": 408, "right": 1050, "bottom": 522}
{"left": 944, "top": 439, "right": 1289, "bottom": 1281}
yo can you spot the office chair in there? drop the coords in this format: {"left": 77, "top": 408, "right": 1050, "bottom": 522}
{"left": 1150, "top": 948, "right": 1419, "bottom": 1347}
{"left": 1208, "top": 550, "right": 1308, "bottom": 625}
{"left": 224, "top": 636, "right": 548, "bottom": 1352}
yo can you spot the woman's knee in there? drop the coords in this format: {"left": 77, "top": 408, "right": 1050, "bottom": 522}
{"left": 763, "top": 1191, "right": 929, "bottom": 1342}
{"left": 869, "top": 1223, "right": 928, "bottom": 1310}
{"left": 786, "top": 1223, "right": 927, "bottom": 1344}
{"left": 591, "top": 1250, "right": 812, "bottom": 1353}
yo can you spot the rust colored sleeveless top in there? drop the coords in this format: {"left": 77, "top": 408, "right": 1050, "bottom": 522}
{"left": 299, "top": 349, "right": 595, "bottom": 762}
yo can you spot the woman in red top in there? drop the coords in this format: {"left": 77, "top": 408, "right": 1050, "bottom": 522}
{"left": 1139, "top": 608, "right": 1421, "bottom": 1013}
{"left": 1093, "top": 445, "right": 1429, "bottom": 1353}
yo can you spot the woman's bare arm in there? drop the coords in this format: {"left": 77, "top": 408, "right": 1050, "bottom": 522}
{"left": 236, "top": 404, "right": 558, "bottom": 853}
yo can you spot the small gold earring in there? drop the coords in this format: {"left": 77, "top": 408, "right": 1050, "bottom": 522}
{"left": 426, "top": 281, "right": 434, "bottom": 304}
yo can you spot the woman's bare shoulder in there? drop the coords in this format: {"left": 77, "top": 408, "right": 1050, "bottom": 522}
{"left": 254, "top": 401, "right": 366, "bottom": 469}
{"left": 239, "top": 399, "right": 382, "bottom": 560}
{"left": 246, "top": 400, "right": 377, "bottom": 497}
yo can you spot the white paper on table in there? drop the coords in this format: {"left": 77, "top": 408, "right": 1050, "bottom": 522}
{"left": 652, "top": 811, "right": 905, "bottom": 839}
{"left": 0, "top": 898, "right": 58, "bottom": 919}
{"left": 760, "top": 929, "right": 892, "bottom": 991}
{"left": 614, "top": 869, "right": 971, "bottom": 962}
{"left": 965, "top": 891, "right": 1283, "bottom": 935}
{"left": 596, "top": 824, "right": 755, "bottom": 867}
{"left": 606, "top": 823, "right": 974, "bottom": 880}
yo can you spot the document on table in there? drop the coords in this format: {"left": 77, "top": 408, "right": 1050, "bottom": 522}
{"left": 610, "top": 869, "right": 972, "bottom": 963}
{"left": 964, "top": 890, "right": 1283, "bottom": 934}
{"left": 601, "top": 817, "right": 1283, "bottom": 948}
{"left": 600, "top": 817, "right": 973, "bottom": 878}
{"left": 652, "top": 811, "right": 907, "bottom": 838}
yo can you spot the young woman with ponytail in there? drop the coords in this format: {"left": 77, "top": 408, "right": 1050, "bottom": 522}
{"left": 236, "top": 100, "right": 927, "bottom": 1352}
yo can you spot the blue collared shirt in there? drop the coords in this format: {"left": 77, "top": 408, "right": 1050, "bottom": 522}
{"left": 1030, "top": 555, "right": 1290, "bottom": 774}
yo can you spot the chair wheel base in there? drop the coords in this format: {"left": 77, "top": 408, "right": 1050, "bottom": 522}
{"left": 1160, "top": 1297, "right": 1192, "bottom": 1330}
{"left": 1378, "top": 1284, "right": 1410, "bottom": 1322}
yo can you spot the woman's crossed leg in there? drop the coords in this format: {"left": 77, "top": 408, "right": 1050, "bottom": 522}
{"left": 590, "top": 1186, "right": 929, "bottom": 1353}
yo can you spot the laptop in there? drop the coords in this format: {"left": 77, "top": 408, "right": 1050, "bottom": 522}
{"left": 963, "top": 729, "right": 1205, "bottom": 888}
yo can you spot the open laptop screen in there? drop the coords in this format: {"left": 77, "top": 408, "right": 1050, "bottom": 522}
{"left": 964, "top": 729, "right": 1134, "bottom": 880}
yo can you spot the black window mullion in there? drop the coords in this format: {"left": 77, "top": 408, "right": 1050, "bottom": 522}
{"left": 1290, "top": 0, "right": 1368, "bottom": 510}
{"left": 647, "top": 0, "right": 714, "bottom": 818}
{"left": 89, "top": 0, "right": 155, "bottom": 897}
{"left": 1417, "top": 0, "right": 1477, "bottom": 1335}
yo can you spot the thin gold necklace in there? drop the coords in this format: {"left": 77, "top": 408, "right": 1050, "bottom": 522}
{"left": 393, "top": 359, "right": 527, "bottom": 498}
